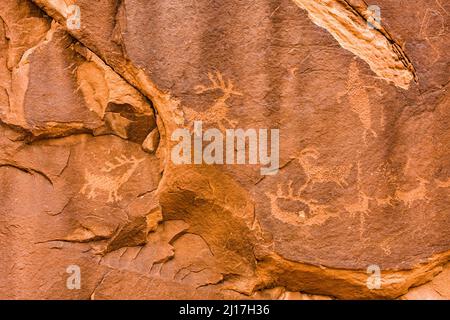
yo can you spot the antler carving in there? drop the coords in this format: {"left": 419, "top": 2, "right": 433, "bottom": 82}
{"left": 101, "top": 155, "right": 139, "bottom": 172}
{"left": 195, "top": 71, "right": 242, "bottom": 96}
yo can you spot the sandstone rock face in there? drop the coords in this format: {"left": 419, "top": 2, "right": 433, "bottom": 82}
{"left": 0, "top": 0, "right": 448, "bottom": 299}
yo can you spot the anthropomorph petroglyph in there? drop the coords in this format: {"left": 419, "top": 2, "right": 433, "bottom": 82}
{"left": 184, "top": 71, "right": 242, "bottom": 131}
{"left": 338, "top": 60, "right": 383, "bottom": 145}
{"left": 342, "top": 162, "right": 372, "bottom": 238}
{"left": 80, "top": 155, "right": 145, "bottom": 202}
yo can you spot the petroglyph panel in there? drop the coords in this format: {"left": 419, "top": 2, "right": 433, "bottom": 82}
{"left": 0, "top": 0, "right": 448, "bottom": 300}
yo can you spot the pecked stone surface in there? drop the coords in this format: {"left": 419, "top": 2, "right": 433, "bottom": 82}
{"left": 0, "top": 0, "right": 449, "bottom": 299}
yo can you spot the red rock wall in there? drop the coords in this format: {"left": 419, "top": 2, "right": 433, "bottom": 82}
{"left": 0, "top": 0, "right": 448, "bottom": 299}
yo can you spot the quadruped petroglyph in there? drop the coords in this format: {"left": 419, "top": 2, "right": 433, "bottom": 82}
{"left": 80, "top": 155, "right": 145, "bottom": 203}
{"left": 184, "top": 71, "right": 242, "bottom": 131}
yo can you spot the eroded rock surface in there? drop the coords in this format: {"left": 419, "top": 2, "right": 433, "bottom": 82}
{"left": 0, "top": 0, "right": 449, "bottom": 299}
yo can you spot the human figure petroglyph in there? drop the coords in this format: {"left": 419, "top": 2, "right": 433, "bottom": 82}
{"left": 343, "top": 164, "right": 370, "bottom": 237}
{"left": 338, "top": 60, "right": 383, "bottom": 145}
{"left": 184, "top": 71, "right": 242, "bottom": 131}
{"left": 80, "top": 155, "right": 145, "bottom": 202}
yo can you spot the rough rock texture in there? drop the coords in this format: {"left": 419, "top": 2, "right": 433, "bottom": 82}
{"left": 0, "top": 0, "right": 449, "bottom": 299}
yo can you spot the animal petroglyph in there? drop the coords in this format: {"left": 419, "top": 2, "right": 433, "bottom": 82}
{"left": 437, "top": 178, "right": 450, "bottom": 188}
{"left": 295, "top": 148, "right": 352, "bottom": 188}
{"left": 266, "top": 148, "right": 351, "bottom": 226}
{"left": 345, "top": 191, "right": 371, "bottom": 218}
{"left": 395, "top": 176, "right": 431, "bottom": 208}
{"left": 80, "top": 155, "right": 145, "bottom": 202}
{"left": 343, "top": 159, "right": 433, "bottom": 235}
{"left": 338, "top": 60, "right": 383, "bottom": 145}
{"left": 184, "top": 71, "right": 242, "bottom": 131}
{"left": 266, "top": 181, "right": 331, "bottom": 226}
{"left": 394, "top": 159, "right": 432, "bottom": 208}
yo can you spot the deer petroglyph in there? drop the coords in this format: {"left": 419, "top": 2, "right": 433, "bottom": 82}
{"left": 184, "top": 71, "right": 242, "bottom": 131}
{"left": 80, "top": 155, "right": 145, "bottom": 203}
